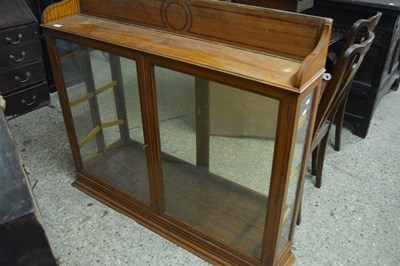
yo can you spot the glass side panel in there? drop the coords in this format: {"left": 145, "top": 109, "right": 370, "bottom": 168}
{"left": 277, "top": 89, "right": 315, "bottom": 254}
{"left": 55, "top": 39, "right": 150, "bottom": 205}
{"left": 154, "top": 66, "right": 279, "bottom": 259}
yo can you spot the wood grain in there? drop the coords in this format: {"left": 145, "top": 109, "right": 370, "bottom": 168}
{"left": 42, "top": 1, "right": 332, "bottom": 265}
{"left": 43, "top": 15, "right": 302, "bottom": 90}
{"left": 42, "top": 0, "right": 80, "bottom": 23}
{"left": 79, "top": 0, "right": 323, "bottom": 60}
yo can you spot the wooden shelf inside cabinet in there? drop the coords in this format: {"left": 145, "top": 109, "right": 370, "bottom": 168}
{"left": 42, "top": 0, "right": 331, "bottom": 265}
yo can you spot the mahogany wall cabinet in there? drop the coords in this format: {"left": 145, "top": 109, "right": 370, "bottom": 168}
{"left": 42, "top": 0, "right": 331, "bottom": 265}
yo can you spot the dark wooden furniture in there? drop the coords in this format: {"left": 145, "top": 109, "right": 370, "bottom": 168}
{"left": 309, "top": 0, "right": 400, "bottom": 138}
{"left": 296, "top": 12, "right": 379, "bottom": 226}
{"left": 23, "top": 0, "right": 64, "bottom": 92}
{"left": 0, "top": 107, "right": 56, "bottom": 265}
{"left": 333, "top": 12, "right": 381, "bottom": 151}
{"left": 312, "top": 16, "right": 378, "bottom": 188}
{"left": 42, "top": 0, "right": 331, "bottom": 265}
{"left": 224, "top": 0, "right": 314, "bottom": 12}
{"left": 0, "top": 0, "right": 50, "bottom": 119}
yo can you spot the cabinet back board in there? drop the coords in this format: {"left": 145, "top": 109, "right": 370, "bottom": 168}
{"left": 79, "top": 0, "right": 325, "bottom": 60}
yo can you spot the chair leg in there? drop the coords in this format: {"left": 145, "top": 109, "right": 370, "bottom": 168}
{"left": 315, "top": 133, "right": 329, "bottom": 188}
{"left": 334, "top": 100, "right": 345, "bottom": 151}
{"left": 334, "top": 89, "right": 350, "bottom": 152}
{"left": 311, "top": 146, "right": 318, "bottom": 175}
{"left": 296, "top": 193, "right": 302, "bottom": 225}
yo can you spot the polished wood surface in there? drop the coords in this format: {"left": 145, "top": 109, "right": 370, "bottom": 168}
{"left": 43, "top": 0, "right": 331, "bottom": 89}
{"left": 43, "top": 15, "right": 301, "bottom": 90}
{"left": 42, "top": 0, "right": 79, "bottom": 23}
{"left": 42, "top": 0, "right": 331, "bottom": 265}
{"left": 78, "top": 0, "right": 323, "bottom": 59}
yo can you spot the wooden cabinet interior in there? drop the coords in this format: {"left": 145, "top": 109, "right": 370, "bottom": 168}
{"left": 42, "top": 0, "right": 331, "bottom": 265}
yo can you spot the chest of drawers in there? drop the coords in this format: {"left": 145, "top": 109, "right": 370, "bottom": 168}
{"left": 0, "top": 0, "right": 50, "bottom": 119}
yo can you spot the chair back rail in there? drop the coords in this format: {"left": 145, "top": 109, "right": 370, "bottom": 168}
{"left": 341, "top": 12, "right": 382, "bottom": 56}
{"left": 332, "top": 12, "right": 382, "bottom": 151}
{"left": 314, "top": 32, "right": 375, "bottom": 139}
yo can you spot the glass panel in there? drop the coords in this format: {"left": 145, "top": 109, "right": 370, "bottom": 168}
{"left": 56, "top": 39, "right": 150, "bottom": 205}
{"left": 154, "top": 66, "right": 279, "bottom": 259}
{"left": 277, "top": 89, "right": 315, "bottom": 253}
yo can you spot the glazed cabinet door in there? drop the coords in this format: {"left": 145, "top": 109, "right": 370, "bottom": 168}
{"left": 151, "top": 65, "right": 281, "bottom": 260}
{"left": 47, "top": 35, "right": 310, "bottom": 265}
{"left": 54, "top": 39, "right": 152, "bottom": 206}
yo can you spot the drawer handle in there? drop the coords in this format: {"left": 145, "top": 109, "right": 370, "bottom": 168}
{"left": 14, "top": 72, "right": 32, "bottom": 83}
{"left": 5, "top": 34, "right": 23, "bottom": 45}
{"left": 9, "top": 51, "right": 26, "bottom": 62}
{"left": 21, "top": 95, "right": 37, "bottom": 106}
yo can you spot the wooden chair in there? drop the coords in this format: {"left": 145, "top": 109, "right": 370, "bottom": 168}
{"left": 296, "top": 14, "right": 382, "bottom": 225}
{"left": 334, "top": 12, "right": 382, "bottom": 151}
{"left": 311, "top": 22, "right": 378, "bottom": 189}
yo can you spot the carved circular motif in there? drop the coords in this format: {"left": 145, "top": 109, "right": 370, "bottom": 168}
{"left": 161, "top": 0, "right": 192, "bottom": 31}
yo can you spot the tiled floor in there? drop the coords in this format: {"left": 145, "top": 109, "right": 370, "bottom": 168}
{"left": 8, "top": 87, "right": 400, "bottom": 265}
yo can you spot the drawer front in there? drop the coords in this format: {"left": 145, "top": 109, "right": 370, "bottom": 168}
{"left": 0, "top": 41, "right": 42, "bottom": 69}
{"left": 3, "top": 82, "right": 50, "bottom": 119}
{"left": 0, "top": 61, "right": 46, "bottom": 94}
{"left": 0, "top": 23, "right": 39, "bottom": 48}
